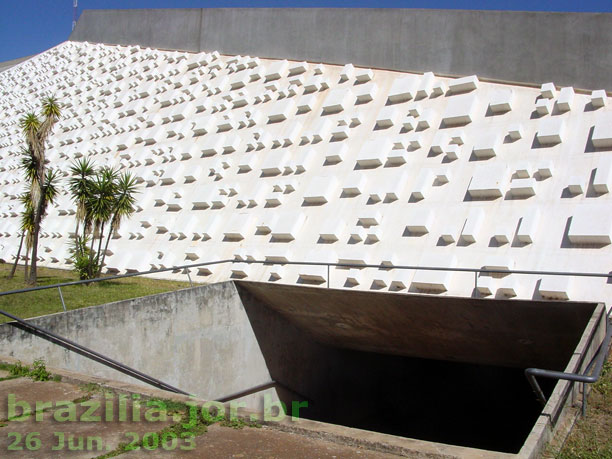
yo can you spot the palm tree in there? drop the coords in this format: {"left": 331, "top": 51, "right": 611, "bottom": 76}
{"left": 97, "top": 171, "right": 139, "bottom": 277}
{"left": 68, "top": 157, "right": 96, "bottom": 256}
{"left": 85, "top": 166, "right": 117, "bottom": 276}
{"left": 8, "top": 193, "right": 34, "bottom": 279}
{"left": 19, "top": 96, "right": 61, "bottom": 285}
{"left": 8, "top": 169, "right": 60, "bottom": 280}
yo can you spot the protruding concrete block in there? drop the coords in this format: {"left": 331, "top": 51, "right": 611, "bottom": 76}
{"left": 535, "top": 98, "right": 553, "bottom": 115}
{"left": 342, "top": 173, "right": 367, "bottom": 196}
{"left": 509, "top": 178, "right": 536, "bottom": 197}
{"left": 442, "top": 94, "right": 477, "bottom": 126}
{"left": 536, "top": 118, "right": 565, "bottom": 145}
{"left": 417, "top": 109, "right": 435, "bottom": 130}
{"left": 325, "top": 143, "right": 349, "bottom": 163}
{"left": 557, "top": 87, "right": 575, "bottom": 112}
{"left": 411, "top": 254, "right": 457, "bottom": 293}
{"left": 493, "top": 224, "right": 512, "bottom": 244}
{"left": 497, "top": 280, "right": 518, "bottom": 298}
{"left": 416, "top": 72, "right": 435, "bottom": 99}
{"left": 260, "top": 150, "right": 289, "bottom": 177}
{"left": 472, "top": 134, "right": 500, "bottom": 159}
{"left": 268, "top": 98, "right": 296, "bottom": 122}
{"left": 271, "top": 212, "right": 306, "bottom": 241}
{"left": 355, "top": 68, "right": 373, "bottom": 83}
{"left": 516, "top": 210, "right": 540, "bottom": 244}
{"left": 387, "top": 75, "right": 417, "bottom": 104}
{"left": 592, "top": 114, "right": 612, "bottom": 148}
{"left": 537, "top": 161, "right": 554, "bottom": 179}
{"left": 405, "top": 208, "right": 434, "bottom": 235}
{"left": 448, "top": 75, "right": 478, "bottom": 94}
{"left": 468, "top": 164, "right": 508, "bottom": 199}
{"left": 482, "top": 256, "right": 514, "bottom": 276}
{"left": 540, "top": 82, "right": 557, "bottom": 99}
{"left": 445, "top": 145, "right": 462, "bottom": 161}
{"left": 514, "top": 163, "right": 531, "bottom": 179}
{"left": 264, "top": 59, "right": 289, "bottom": 81}
{"left": 411, "top": 169, "right": 433, "bottom": 200}
{"left": 538, "top": 276, "right": 570, "bottom": 300}
{"left": 508, "top": 124, "right": 523, "bottom": 141}
{"left": 319, "top": 220, "right": 345, "bottom": 242}
{"left": 593, "top": 158, "right": 612, "bottom": 194}
{"left": 568, "top": 176, "right": 585, "bottom": 195}
{"left": 224, "top": 213, "right": 252, "bottom": 240}
{"left": 358, "top": 210, "right": 382, "bottom": 226}
{"left": 375, "top": 106, "right": 402, "bottom": 128}
{"left": 460, "top": 209, "right": 485, "bottom": 243}
{"left": 476, "top": 276, "right": 494, "bottom": 296}
{"left": 340, "top": 63, "right": 355, "bottom": 81}
{"left": 322, "top": 88, "right": 354, "bottom": 114}
{"left": 489, "top": 89, "right": 513, "bottom": 114}
{"left": 302, "top": 118, "right": 333, "bottom": 143}
{"left": 303, "top": 176, "right": 338, "bottom": 205}
{"left": 354, "top": 82, "right": 378, "bottom": 103}
{"left": 591, "top": 90, "right": 607, "bottom": 108}
{"left": 568, "top": 208, "right": 612, "bottom": 244}
{"left": 356, "top": 138, "right": 393, "bottom": 168}
{"left": 288, "top": 61, "right": 308, "bottom": 75}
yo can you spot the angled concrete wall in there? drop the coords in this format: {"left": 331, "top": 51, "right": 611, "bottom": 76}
{"left": 70, "top": 8, "right": 612, "bottom": 90}
{"left": 3, "top": 41, "right": 612, "bottom": 305}
{"left": 0, "top": 282, "right": 274, "bottom": 404}
{"left": 0, "top": 283, "right": 605, "bottom": 453}
{"left": 0, "top": 55, "right": 34, "bottom": 74}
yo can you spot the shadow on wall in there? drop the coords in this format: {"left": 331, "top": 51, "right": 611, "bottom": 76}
{"left": 235, "top": 284, "right": 557, "bottom": 454}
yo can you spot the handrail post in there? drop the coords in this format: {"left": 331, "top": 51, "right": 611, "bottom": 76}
{"left": 57, "top": 286, "right": 67, "bottom": 312}
{"left": 184, "top": 269, "right": 193, "bottom": 288}
{"left": 582, "top": 382, "right": 587, "bottom": 416}
{"left": 474, "top": 271, "right": 478, "bottom": 291}
{"left": 327, "top": 264, "right": 330, "bottom": 288}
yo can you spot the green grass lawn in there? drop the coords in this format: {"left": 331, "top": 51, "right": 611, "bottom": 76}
{"left": 0, "top": 263, "right": 192, "bottom": 324}
{"left": 553, "top": 349, "right": 612, "bottom": 458}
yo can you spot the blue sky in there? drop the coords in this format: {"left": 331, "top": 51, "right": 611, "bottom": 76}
{"left": 1, "top": 0, "right": 611, "bottom": 62}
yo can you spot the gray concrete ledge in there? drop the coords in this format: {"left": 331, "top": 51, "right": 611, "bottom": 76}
{"left": 0, "top": 55, "right": 35, "bottom": 73}
{"left": 70, "top": 8, "right": 612, "bottom": 90}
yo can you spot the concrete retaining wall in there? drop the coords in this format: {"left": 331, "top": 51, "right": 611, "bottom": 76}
{"left": 70, "top": 8, "right": 612, "bottom": 90}
{"left": 0, "top": 282, "right": 273, "bottom": 403}
{"left": 0, "top": 282, "right": 606, "bottom": 453}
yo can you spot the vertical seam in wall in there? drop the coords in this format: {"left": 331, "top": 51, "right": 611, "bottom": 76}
{"left": 197, "top": 9, "right": 203, "bottom": 53}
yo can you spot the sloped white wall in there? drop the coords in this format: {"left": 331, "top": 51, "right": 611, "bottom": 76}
{"left": 1, "top": 41, "right": 612, "bottom": 305}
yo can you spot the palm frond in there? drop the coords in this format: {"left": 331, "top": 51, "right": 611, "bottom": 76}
{"left": 19, "top": 113, "right": 40, "bottom": 147}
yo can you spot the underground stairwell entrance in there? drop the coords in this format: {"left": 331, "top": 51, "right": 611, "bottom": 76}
{"left": 0, "top": 280, "right": 606, "bottom": 456}
{"left": 234, "top": 281, "right": 603, "bottom": 454}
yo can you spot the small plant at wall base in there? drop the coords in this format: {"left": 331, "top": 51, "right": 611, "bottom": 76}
{"left": 68, "top": 158, "right": 139, "bottom": 280}
{"left": 7, "top": 359, "right": 53, "bottom": 382}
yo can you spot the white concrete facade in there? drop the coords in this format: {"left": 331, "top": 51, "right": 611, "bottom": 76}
{"left": 1, "top": 41, "right": 612, "bottom": 306}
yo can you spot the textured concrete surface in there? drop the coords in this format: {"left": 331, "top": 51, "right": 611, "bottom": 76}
{"left": 70, "top": 8, "right": 612, "bottom": 90}
{"left": 0, "top": 282, "right": 274, "bottom": 406}
{"left": 0, "top": 284, "right": 603, "bottom": 454}
{"left": 4, "top": 41, "right": 612, "bottom": 305}
{"left": 0, "top": 55, "right": 34, "bottom": 73}
{"left": 236, "top": 281, "right": 597, "bottom": 369}
{"left": 0, "top": 378, "right": 87, "bottom": 421}
{"left": 0, "top": 386, "right": 177, "bottom": 458}
{"left": 121, "top": 424, "right": 400, "bottom": 458}
{"left": 0, "top": 363, "right": 515, "bottom": 458}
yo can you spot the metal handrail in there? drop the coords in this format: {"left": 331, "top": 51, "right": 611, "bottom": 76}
{"left": 0, "top": 307, "right": 190, "bottom": 395}
{"left": 525, "top": 308, "right": 612, "bottom": 417}
{"left": 2, "top": 258, "right": 611, "bottom": 401}
{"left": 1, "top": 258, "right": 612, "bottom": 299}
